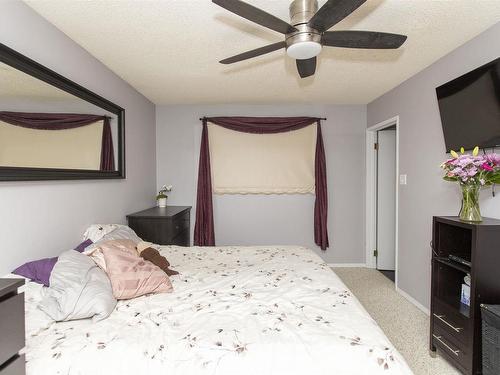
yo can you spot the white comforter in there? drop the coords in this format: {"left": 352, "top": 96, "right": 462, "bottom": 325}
{"left": 20, "top": 245, "right": 412, "bottom": 375}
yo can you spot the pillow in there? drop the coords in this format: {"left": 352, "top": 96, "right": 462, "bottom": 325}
{"left": 139, "top": 247, "right": 179, "bottom": 276}
{"left": 74, "top": 238, "right": 93, "bottom": 252}
{"left": 12, "top": 239, "right": 94, "bottom": 286}
{"left": 97, "top": 239, "right": 173, "bottom": 300}
{"left": 82, "top": 224, "right": 119, "bottom": 242}
{"left": 38, "top": 250, "right": 117, "bottom": 322}
{"left": 84, "top": 226, "right": 142, "bottom": 269}
{"left": 12, "top": 257, "right": 56, "bottom": 286}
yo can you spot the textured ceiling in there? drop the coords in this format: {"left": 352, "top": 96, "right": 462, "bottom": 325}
{"left": 25, "top": 0, "right": 500, "bottom": 105}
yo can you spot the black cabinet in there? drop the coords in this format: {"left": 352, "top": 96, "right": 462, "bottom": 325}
{"left": 127, "top": 206, "right": 191, "bottom": 246}
{"left": 430, "top": 216, "right": 500, "bottom": 374}
{"left": 0, "top": 279, "right": 25, "bottom": 375}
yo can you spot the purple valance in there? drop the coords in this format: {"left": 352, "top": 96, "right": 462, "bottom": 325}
{"left": 194, "top": 116, "right": 329, "bottom": 250}
{"left": 0, "top": 111, "right": 115, "bottom": 171}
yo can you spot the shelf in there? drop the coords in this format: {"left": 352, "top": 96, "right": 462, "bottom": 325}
{"left": 436, "top": 296, "right": 471, "bottom": 318}
{"left": 434, "top": 257, "right": 471, "bottom": 274}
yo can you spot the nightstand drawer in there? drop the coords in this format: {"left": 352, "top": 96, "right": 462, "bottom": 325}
{"left": 0, "top": 355, "right": 25, "bottom": 375}
{"left": 433, "top": 299, "right": 471, "bottom": 345}
{"left": 170, "top": 215, "right": 189, "bottom": 237}
{"left": 0, "top": 293, "right": 25, "bottom": 366}
{"left": 171, "top": 230, "right": 190, "bottom": 246}
{"left": 433, "top": 323, "right": 471, "bottom": 373}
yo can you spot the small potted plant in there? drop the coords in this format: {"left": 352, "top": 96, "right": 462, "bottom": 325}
{"left": 156, "top": 185, "right": 172, "bottom": 208}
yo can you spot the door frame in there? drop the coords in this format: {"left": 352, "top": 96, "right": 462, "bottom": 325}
{"left": 365, "top": 116, "right": 400, "bottom": 287}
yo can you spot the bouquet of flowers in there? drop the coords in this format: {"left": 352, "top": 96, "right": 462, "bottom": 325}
{"left": 441, "top": 147, "right": 500, "bottom": 185}
{"left": 441, "top": 147, "right": 500, "bottom": 222}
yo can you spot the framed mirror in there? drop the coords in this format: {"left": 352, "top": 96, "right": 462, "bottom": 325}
{"left": 0, "top": 43, "right": 125, "bottom": 181}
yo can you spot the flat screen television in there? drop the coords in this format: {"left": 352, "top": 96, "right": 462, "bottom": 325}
{"left": 436, "top": 57, "right": 500, "bottom": 153}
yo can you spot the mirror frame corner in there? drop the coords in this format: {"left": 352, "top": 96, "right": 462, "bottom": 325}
{"left": 0, "top": 42, "right": 125, "bottom": 181}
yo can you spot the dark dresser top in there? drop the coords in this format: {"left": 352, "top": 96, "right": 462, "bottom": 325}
{"left": 0, "top": 279, "right": 24, "bottom": 298}
{"left": 435, "top": 216, "right": 500, "bottom": 227}
{"left": 127, "top": 206, "right": 191, "bottom": 219}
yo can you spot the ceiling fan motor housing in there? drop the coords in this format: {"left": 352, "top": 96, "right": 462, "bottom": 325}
{"left": 289, "top": 0, "right": 318, "bottom": 25}
{"left": 286, "top": 0, "right": 322, "bottom": 59}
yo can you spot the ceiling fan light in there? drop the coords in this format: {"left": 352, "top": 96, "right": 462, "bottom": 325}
{"left": 286, "top": 41, "right": 322, "bottom": 60}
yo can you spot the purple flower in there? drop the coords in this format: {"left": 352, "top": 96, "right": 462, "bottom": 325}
{"left": 467, "top": 167, "right": 478, "bottom": 176}
{"left": 485, "top": 154, "right": 500, "bottom": 166}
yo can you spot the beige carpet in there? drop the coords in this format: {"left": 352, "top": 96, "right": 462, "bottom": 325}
{"left": 334, "top": 267, "right": 460, "bottom": 375}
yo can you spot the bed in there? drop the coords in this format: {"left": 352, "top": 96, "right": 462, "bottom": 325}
{"left": 19, "top": 245, "right": 412, "bottom": 375}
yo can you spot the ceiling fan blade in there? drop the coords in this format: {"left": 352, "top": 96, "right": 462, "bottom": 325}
{"left": 296, "top": 57, "right": 317, "bottom": 78}
{"left": 322, "top": 31, "right": 407, "bottom": 49}
{"left": 213, "top": 0, "right": 297, "bottom": 34}
{"left": 220, "top": 41, "right": 286, "bottom": 64}
{"left": 308, "top": 0, "right": 367, "bottom": 32}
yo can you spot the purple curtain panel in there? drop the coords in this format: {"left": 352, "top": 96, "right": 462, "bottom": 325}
{"left": 194, "top": 119, "right": 216, "bottom": 246}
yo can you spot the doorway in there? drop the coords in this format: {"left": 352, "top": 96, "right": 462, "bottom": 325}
{"left": 366, "top": 117, "right": 399, "bottom": 287}
{"left": 376, "top": 126, "right": 396, "bottom": 282}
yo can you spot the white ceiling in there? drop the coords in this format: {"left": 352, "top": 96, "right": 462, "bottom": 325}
{"left": 25, "top": 0, "right": 500, "bottom": 105}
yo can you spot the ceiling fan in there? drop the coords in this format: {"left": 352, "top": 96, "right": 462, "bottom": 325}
{"left": 213, "top": 0, "right": 407, "bottom": 78}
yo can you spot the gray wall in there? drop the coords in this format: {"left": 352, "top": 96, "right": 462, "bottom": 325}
{"left": 367, "top": 22, "right": 500, "bottom": 309}
{"left": 0, "top": 1, "right": 157, "bottom": 275}
{"left": 156, "top": 104, "right": 367, "bottom": 264}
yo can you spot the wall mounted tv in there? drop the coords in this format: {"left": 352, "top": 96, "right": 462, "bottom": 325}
{"left": 436, "top": 57, "right": 500, "bottom": 153}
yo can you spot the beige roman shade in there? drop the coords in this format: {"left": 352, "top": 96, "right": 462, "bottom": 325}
{"left": 0, "top": 119, "right": 103, "bottom": 170}
{"left": 208, "top": 122, "right": 317, "bottom": 194}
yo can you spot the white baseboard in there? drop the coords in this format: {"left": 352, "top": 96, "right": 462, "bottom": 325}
{"left": 396, "top": 286, "right": 430, "bottom": 315}
{"left": 328, "top": 263, "right": 366, "bottom": 268}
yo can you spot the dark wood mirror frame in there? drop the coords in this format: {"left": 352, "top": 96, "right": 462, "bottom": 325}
{"left": 0, "top": 43, "right": 125, "bottom": 181}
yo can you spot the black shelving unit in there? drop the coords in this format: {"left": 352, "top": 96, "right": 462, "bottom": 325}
{"left": 430, "top": 216, "right": 500, "bottom": 374}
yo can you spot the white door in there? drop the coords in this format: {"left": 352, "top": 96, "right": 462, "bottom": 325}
{"left": 376, "top": 129, "right": 396, "bottom": 271}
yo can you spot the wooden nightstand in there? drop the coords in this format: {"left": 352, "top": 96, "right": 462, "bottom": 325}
{"left": 127, "top": 206, "right": 191, "bottom": 246}
{"left": 0, "top": 279, "right": 25, "bottom": 375}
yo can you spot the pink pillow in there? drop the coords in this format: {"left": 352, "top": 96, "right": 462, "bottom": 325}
{"left": 98, "top": 240, "right": 173, "bottom": 300}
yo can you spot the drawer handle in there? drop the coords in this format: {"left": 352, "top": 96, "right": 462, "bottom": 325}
{"left": 433, "top": 314, "right": 463, "bottom": 333}
{"left": 433, "top": 334, "right": 460, "bottom": 356}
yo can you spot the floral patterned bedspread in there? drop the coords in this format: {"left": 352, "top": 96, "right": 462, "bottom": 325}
{"left": 20, "top": 245, "right": 413, "bottom": 375}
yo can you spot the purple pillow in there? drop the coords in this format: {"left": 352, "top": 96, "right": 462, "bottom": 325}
{"left": 12, "top": 239, "right": 93, "bottom": 286}
{"left": 12, "top": 257, "right": 57, "bottom": 286}
{"left": 74, "top": 239, "right": 93, "bottom": 253}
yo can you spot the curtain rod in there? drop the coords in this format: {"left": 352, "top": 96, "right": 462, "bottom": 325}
{"left": 199, "top": 117, "right": 327, "bottom": 121}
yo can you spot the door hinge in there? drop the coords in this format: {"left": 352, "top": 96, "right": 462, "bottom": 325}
{"left": 373, "top": 249, "right": 378, "bottom": 257}
{"left": 374, "top": 142, "right": 379, "bottom": 150}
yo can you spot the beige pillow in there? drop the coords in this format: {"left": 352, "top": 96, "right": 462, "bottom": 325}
{"left": 83, "top": 227, "right": 142, "bottom": 269}
{"left": 98, "top": 240, "right": 173, "bottom": 300}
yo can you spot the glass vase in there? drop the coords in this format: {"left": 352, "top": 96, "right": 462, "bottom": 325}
{"left": 459, "top": 184, "right": 482, "bottom": 222}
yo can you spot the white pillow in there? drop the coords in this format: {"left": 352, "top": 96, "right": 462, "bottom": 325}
{"left": 83, "top": 226, "right": 143, "bottom": 270}
{"left": 82, "top": 224, "right": 119, "bottom": 242}
{"left": 38, "top": 250, "right": 117, "bottom": 322}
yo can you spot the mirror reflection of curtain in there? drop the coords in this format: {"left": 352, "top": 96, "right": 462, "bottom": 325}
{"left": 0, "top": 112, "right": 115, "bottom": 171}
{"left": 0, "top": 120, "right": 103, "bottom": 170}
